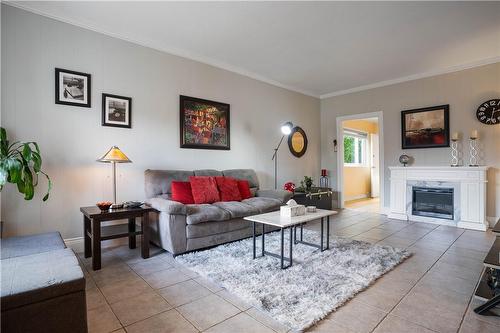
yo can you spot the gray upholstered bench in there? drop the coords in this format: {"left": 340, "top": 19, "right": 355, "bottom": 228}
{"left": 1, "top": 232, "right": 87, "bottom": 333}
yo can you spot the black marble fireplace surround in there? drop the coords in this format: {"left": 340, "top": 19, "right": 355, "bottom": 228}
{"left": 412, "top": 186, "right": 454, "bottom": 220}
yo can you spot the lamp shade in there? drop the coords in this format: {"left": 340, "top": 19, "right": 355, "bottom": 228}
{"left": 281, "top": 121, "right": 293, "bottom": 135}
{"left": 97, "top": 146, "right": 131, "bottom": 163}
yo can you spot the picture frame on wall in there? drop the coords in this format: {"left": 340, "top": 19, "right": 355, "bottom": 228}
{"left": 401, "top": 104, "right": 450, "bottom": 149}
{"left": 180, "top": 95, "right": 230, "bottom": 150}
{"left": 102, "top": 93, "right": 132, "bottom": 128}
{"left": 55, "top": 68, "right": 91, "bottom": 107}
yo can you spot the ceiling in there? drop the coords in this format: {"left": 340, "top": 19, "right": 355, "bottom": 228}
{"left": 8, "top": 1, "right": 500, "bottom": 98}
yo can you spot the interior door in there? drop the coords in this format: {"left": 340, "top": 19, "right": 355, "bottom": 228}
{"left": 370, "top": 133, "right": 380, "bottom": 197}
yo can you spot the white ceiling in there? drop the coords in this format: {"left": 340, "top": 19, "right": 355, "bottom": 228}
{"left": 8, "top": 1, "right": 500, "bottom": 98}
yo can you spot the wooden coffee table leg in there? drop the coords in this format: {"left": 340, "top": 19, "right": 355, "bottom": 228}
{"left": 84, "top": 215, "right": 91, "bottom": 258}
{"left": 128, "top": 218, "right": 136, "bottom": 249}
{"left": 141, "top": 212, "right": 150, "bottom": 259}
{"left": 92, "top": 218, "right": 101, "bottom": 270}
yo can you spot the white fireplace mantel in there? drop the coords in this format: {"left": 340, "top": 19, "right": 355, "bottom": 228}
{"left": 388, "top": 166, "right": 489, "bottom": 231}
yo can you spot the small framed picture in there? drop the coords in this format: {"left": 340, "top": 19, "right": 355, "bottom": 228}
{"left": 102, "top": 93, "right": 132, "bottom": 128}
{"left": 55, "top": 68, "right": 91, "bottom": 107}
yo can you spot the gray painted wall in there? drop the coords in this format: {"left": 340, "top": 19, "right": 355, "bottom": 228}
{"left": 1, "top": 6, "right": 320, "bottom": 238}
{"left": 321, "top": 62, "right": 500, "bottom": 220}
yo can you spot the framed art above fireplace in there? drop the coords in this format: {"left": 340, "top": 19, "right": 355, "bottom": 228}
{"left": 401, "top": 105, "right": 450, "bottom": 149}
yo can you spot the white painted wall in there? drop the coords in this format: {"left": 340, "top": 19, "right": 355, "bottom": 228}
{"left": 321, "top": 62, "right": 500, "bottom": 220}
{"left": 1, "top": 6, "right": 320, "bottom": 239}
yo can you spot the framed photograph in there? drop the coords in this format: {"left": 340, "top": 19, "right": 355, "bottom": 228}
{"left": 401, "top": 105, "right": 450, "bottom": 149}
{"left": 102, "top": 93, "right": 132, "bottom": 128}
{"left": 55, "top": 68, "right": 91, "bottom": 107}
{"left": 180, "top": 95, "right": 230, "bottom": 150}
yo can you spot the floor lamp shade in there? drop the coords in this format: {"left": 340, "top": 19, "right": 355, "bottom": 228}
{"left": 97, "top": 146, "right": 131, "bottom": 207}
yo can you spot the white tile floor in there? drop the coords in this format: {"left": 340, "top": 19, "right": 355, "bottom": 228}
{"left": 78, "top": 209, "right": 499, "bottom": 333}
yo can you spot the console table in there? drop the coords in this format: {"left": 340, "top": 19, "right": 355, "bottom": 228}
{"left": 473, "top": 219, "right": 500, "bottom": 314}
{"left": 80, "top": 206, "right": 156, "bottom": 270}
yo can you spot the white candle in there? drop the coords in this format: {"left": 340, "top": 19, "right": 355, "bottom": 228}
{"left": 451, "top": 132, "right": 458, "bottom": 141}
{"left": 470, "top": 130, "right": 478, "bottom": 139}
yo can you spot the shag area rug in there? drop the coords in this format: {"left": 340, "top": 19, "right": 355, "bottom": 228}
{"left": 176, "top": 229, "right": 410, "bottom": 331}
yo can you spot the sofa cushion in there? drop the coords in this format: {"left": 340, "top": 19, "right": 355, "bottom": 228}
{"left": 194, "top": 169, "right": 223, "bottom": 177}
{"left": 171, "top": 181, "right": 195, "bottom": 204}
{"left": 1, "top": 248, "right": 85, "bottom": 310}
{"left": 213, "top": 201, "right": 259, "bottom": 218}
{"left": 237, "top": 180, "right": 252, "bottom": 200}
{"left": 215, "top": 176, "right": 242, "bottom": 202}
{"left": 243, "top": 197, "right": 282, "bottom": 213}
{"left": 189, "top": 176, "right": 220, "bottom": 204}
{"left": 222, "top": 169, "right": 259, "bottom": 188}
{"left": 144, "top": 169, "right": 194, "bottom": 198}
{"left": 186, "top": 204, "right": 231, "bottom": 225}
{"left": 0, "top": 232, "right": 65, "bottom": 260}
{"left": 186, "top": 219, "right": 251, "bottom": 238}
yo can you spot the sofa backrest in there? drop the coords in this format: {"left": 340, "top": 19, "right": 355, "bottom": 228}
{"left": 144, "top": 168, "right": 260, "bottom": 199}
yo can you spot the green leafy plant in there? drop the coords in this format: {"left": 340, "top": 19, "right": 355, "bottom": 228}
{"left": 0, "top": 127, "right": 51, "bottom": 201}
{"left": 297, "top": 176, "right": 314, "bottom": 192}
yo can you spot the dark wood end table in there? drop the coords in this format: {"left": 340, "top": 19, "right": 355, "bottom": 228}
{"left": 80, "top": 205, "right": 156, "bottom": 270}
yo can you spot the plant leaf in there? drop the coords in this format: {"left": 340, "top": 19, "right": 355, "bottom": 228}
{"left": 22, "top": 144, "right": 32, "bottom": 162}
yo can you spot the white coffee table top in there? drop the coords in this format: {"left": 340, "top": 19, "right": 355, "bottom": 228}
{"left": 244, "top": 209, "right": 337, "bottom": 228}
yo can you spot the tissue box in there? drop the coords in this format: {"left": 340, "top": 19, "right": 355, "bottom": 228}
{"left": 280, "top": 204, "right": 306, "bottom": 217}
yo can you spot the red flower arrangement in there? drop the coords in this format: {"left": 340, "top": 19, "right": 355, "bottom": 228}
{"left": 283, "top": 182, "right": 296, "bottom": 193}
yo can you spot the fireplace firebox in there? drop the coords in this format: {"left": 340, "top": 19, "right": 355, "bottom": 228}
{"left": 412, "top": 187, "right": 454, "bottom": 220}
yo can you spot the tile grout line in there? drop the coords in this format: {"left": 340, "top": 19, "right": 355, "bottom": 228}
{"left": 368, "top": 228, "right": 466, "bottom": 333}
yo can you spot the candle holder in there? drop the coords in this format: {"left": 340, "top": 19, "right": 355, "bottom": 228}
{"left": 450, "top": 139, "right": 459, "bottom": 167}
{"left": 319, "top": 169, "right": 329, "bottom": 188}
{"left": 469, "top": 137, "right": 479, "bottom": 167}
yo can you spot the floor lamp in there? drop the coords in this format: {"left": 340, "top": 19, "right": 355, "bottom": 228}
{"left": 97, "top": 146, "right": 132, "bottom": 209}
{"left": 272, "top": 122, "right": 293, "bottom": 189}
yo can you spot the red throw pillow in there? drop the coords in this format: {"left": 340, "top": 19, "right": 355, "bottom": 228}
{"left": 237, "top": 180, "right": 252, "bottom": 200}
{"left": 189, "top": 176, "right": 220, "bottom": 204}
{"left": 171, "top": 181, "right": 195, "bottom": 204}
{"left": 215, "top": 177, "right": 242, "bottom": 202}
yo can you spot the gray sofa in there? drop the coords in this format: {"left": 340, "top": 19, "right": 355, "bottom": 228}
{"left": 1, "top": 232, "right": 87, "bottom": 333}
{"left": 145, "top": 169, "right": 292, "bottom": 255}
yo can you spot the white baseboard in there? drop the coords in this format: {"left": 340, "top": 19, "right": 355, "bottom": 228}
{"left": 380, "top": 206, "right": 390, "bottom": 216}
{"left": 345, "top": 194, "right": 369, "bottom": 202}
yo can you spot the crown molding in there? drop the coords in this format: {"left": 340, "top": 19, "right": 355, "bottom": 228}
{"left": 320, "top": 56, "right": 500, "bottom": 99}
{"left": 4, "top": 1, "right": 320, "bottom": 98}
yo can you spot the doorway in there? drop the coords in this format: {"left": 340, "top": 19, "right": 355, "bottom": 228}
{"left": 336, "top": 111, "right": 384, "bottom": 214}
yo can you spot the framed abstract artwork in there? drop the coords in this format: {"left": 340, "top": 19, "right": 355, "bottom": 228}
{"left": 179, "top": 95, "right": 230, "bottom": 150}
{"left": 55, "top": 68, "right": 91, "bottom": 108}
{"left": 401, "top": 105, "right": 450, "bottom": 149}
{"left": 102, "top": 93, "right": 132, "bottom": 128}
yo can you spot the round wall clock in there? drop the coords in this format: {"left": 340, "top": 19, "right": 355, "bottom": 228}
{"left": 476, "top": 99, "right": 500, "bottom": 125}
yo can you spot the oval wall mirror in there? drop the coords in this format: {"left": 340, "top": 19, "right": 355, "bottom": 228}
{"left": 288, "top": 126, "right": 308, "bottom": 157}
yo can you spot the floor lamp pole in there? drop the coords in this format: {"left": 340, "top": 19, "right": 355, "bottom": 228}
{"left": 272, "top": 135, "right": 285, "bottom": 190}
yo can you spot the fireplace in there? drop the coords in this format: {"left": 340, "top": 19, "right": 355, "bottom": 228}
{"left": 412, "top": 186, "right": 454, "bottom": 220}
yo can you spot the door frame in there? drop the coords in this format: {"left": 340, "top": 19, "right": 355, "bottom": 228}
{"left": 336, "top": 111, "right": 384, "bottom": 210}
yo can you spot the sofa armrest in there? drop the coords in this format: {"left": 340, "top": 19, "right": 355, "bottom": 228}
{"left": 255, "top": 189, "right": 293, "bottom": 203}
{"left": 146, "top": 197, "right": 187, "bottom": 215}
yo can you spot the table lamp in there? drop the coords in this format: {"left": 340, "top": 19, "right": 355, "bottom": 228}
{"left": 97, "top": 146, "right": 131, "bottom": 209}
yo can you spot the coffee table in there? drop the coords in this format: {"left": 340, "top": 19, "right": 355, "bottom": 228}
{"left": 244, "top": 209, "right": 337, "bottom": 269}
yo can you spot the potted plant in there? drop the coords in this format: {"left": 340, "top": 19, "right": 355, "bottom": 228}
{"left": 0, "top": 127, "right": 51, "bottom": 236}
